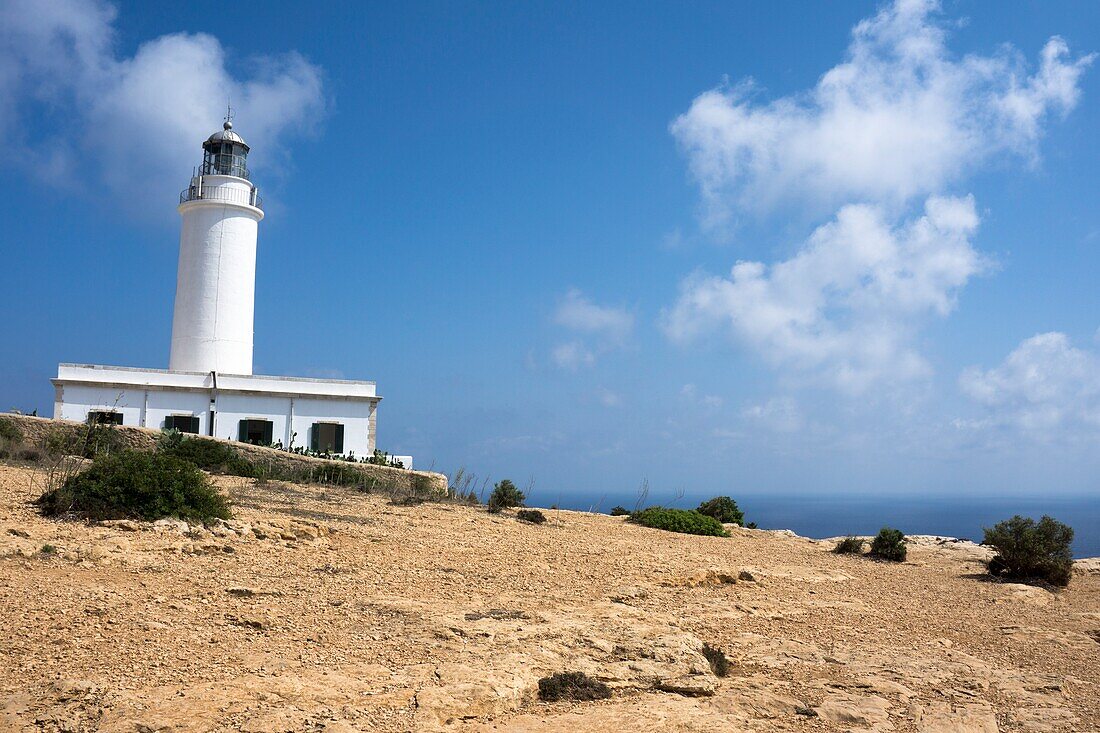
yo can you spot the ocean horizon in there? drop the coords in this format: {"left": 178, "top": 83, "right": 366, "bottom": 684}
{"left": 536, "top": 491, "right": 1100, "bottom": 559}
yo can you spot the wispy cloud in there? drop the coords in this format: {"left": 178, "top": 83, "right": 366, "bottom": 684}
{"left": 596, "top": 387, "right": 622, "bottom": 408}
{"left": 681, "top": 383, "right": 723, "bottom": 408}
{"left": 741, "top": 396, "right": 803, "bottom": 433}
{"left": 0, "top": 0, "right": 325, "bottom": 219}
{"left": 551, "top": 341, "right": 595, "bottom": 371}
{"left": 959, "top": 332, "right": 1100, "bottom": 440}
{"left": 550, "top": 289, "right": 633, "bottom": 370}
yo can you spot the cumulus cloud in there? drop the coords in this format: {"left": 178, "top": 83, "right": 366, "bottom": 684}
{"left": 551, "top": 289, "right": 633, "bottom": 369}
{"left": 671, "top": 0, "right": 1094, "bottom": 226}
{"left": 0, "top": 0, "right": 325, "bottom": 217}
{"left": 960, "top": 332, "right": 1100, "bottom": 438}
{"left": 662, "top": 195, "right": 986, "bottom": 392}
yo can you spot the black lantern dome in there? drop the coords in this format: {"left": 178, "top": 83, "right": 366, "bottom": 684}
{"left": 201, "top": 120, "right": 250, "bottom": 179}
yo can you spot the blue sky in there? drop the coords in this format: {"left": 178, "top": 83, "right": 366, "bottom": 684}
{"left": 2, "top": 0, "right": 1099, "bottom": 504}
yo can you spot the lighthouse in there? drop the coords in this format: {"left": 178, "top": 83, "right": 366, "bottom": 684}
{"left": 169, "top": 118, "right": 263, "bottom": 374}
{"left": 51, "top": 117, "right": 410, "bottom": 465}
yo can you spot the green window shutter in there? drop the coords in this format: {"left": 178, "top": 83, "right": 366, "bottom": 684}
{"left": 164, "top": 416, "right": 175, "bottom": 431}
{"left": 238, "top": 419, "right": 248, "bottom": 441}
{"left": 262, "top": 421, "right": 273, "bottom": 446}
{"left": 186, "top": 416, "right": 199, "bottom": 434}
{"left": 310, "top": 424, "right": 319, "bottom": 452}
{"left": 334, "top": 424, "right": 345, "bottom": 454}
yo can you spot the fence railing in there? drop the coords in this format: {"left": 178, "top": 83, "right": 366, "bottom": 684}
{"left": 179, "top": 182, "right": 262, "bottom": 210}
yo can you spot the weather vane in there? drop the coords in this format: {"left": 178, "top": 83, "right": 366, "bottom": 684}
{"left": 224, "top": 100, "right": 234, "bottom": 128}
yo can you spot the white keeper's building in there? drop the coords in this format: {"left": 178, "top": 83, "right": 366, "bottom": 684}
{"left": 53, "top": 119, "right": 402, "bottom": 463}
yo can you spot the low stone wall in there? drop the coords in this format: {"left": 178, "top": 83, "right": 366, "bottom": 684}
{"left": 0, "top": 414, "right": 447, "bottom": 496}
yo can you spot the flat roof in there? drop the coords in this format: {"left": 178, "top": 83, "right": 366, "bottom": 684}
{"left": 54, "top": 363, "right": 379, "bottom": 400}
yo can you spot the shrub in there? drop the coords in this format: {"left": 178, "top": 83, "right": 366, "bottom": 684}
{"left": 983, "top": 515, "right": 1074, "bottom": 587}
{"left": 833, "top": 536, "right": 865, "bottom": 555}
{"left": 609, "top": 506, "right": 630, "bottom": 516}
{"left": 157, "top": 433, "right": 258, "bottom": 478}
{"left": 702, "top": 643, "right": 729, "bottom": 677}
{"left": 631, "top": 507, "right": 730, "bottom": 537}
{"left": 517, "top": 509, "right": 546, "bottom": 524}
{"left": 487, "top": 479, "right": 525, "bottom": 512}
{"left": 869, "top": 527, "right": 906, "bottom": 562}
{"left": 696, "top": 496, "right": 745, "bottom": 526}
{"left": 36, "top": 450, "right": 231, "bottom": 522}
{"left": 537, "top": 672, "right": 612, "bottom": 702}
{"left": 0, "top": 416, "right": 22, "bottom": 443}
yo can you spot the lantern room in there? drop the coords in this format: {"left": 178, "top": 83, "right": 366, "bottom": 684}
{"left": 201, "top": 120, "right": 251, "bottom": 179}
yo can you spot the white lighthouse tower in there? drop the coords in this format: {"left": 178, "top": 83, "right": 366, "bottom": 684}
{"left": 169, "top": 116, "right": 263, "bottom": 374}
{"left": 51, "top": 115, "right": 410, "bottom": 465}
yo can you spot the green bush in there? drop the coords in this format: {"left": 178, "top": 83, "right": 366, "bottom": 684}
{"left": 609, "top": 506, "right": 630, "bottom": 516}
{"left": 537, "top": 671, "right": 611, "bottom": 702}
{"left": 696, "top": 496, "right": 745, "bottom": 526}
{"left": 702, "top": 643, "right": 729, "bottom": 677}
{"left": 488, "top": 479, "right": 525, "bottom": 512}
{"left": 517, "top": 509, "right": 546, "bottom": 524}
{"left": 869, "top": 527, "right": 906, "bottom": 562}
{"left": 631, "top": 507, "right": 730, "bottom": 537}
{"left": 157, "top": 433, "right": 258, "bottom": 477}
{"left": 983, "top": 515, "right": 1074, "bottom": 587}
{"left": 833, "top": 536, "right": 865, "bottom": 554}
{"left": 36, "top": 450, "right": 231, "bottom": 522}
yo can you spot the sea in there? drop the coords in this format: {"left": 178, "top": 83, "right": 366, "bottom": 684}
{"left": 540, "top": 491, "right": 1100, "bottom": 559}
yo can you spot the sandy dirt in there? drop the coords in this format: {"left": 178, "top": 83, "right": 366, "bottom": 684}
{"left": 0, "top": 461, "right": 1097, "bottom": 732}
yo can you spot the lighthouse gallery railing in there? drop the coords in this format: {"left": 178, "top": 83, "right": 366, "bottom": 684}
{"left": 179, "top": 182, "right": 263, "bottom": 210}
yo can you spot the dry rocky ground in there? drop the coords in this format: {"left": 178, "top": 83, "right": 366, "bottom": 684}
{"left": 0, "top": 460, "right": 1097, "bottom": 732}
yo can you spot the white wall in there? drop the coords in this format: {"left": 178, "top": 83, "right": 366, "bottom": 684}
{"left": 55, "top": 383, "right": 145, "bottom": 426}
{"left": 291, "top": 396, "right": 375, "bottom": 457}
{"left": 55, "top": 382, "right": 376, "bottom": 457}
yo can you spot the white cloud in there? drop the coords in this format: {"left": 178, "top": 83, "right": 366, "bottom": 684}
{"left": 551, "top": 341, "right": 595, "bottom": 371}
{"left": 741, "top": 396, "right": 803, "bottom": 433}
{"left": 662, "top": 195, "right": 986, "bottom": 392}
{"left": 670, "top": 0, "right": 1094, "bottom": 227}
{"left": 0, "top": 0, "right": 325, "bottom": 217}
{"left": 681, "top": 383, "right": 723, "bottom": 408}
{"left": 596, "top": 387, "right": 622, "bottom": 408}
{"left": 553, "top": 289, "right": 633, "bottom": 344}
{"left": 551, "top": 289, "right": 633, "bottom": 369}
{"left": 960, "top": 332, "right": 1100, "bottom": 438}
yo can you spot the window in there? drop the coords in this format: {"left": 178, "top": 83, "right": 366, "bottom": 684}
{"left": 238, "top": 419, "right": 273, "bottom": 446}
{"left": 88, "top": 411, "right": 123, "bottom": 425}
{"left": 311, "top": 423, "right": 344, "bottom": 454}
{"left": 165, "top": 415, "right": 200, "bottom": 434}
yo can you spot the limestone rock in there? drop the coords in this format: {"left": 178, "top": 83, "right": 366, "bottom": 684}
{"left": 656, "top": 674, "right": 717, "bottom": 697}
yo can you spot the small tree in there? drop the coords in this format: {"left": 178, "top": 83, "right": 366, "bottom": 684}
{"left": 869, "top": 527, "right": 906, "bottom": 562}
{"left": 984, "top": 515, "right": 1074, "bottom": 587}
{"left": 609, "top": 506, "right": 630, "bottom": 516}
{"left": 488, "top": 479, "right": 525, "bottom": 512}
{"left": 696, "top": 496, "right": 745, "bottom": 526}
